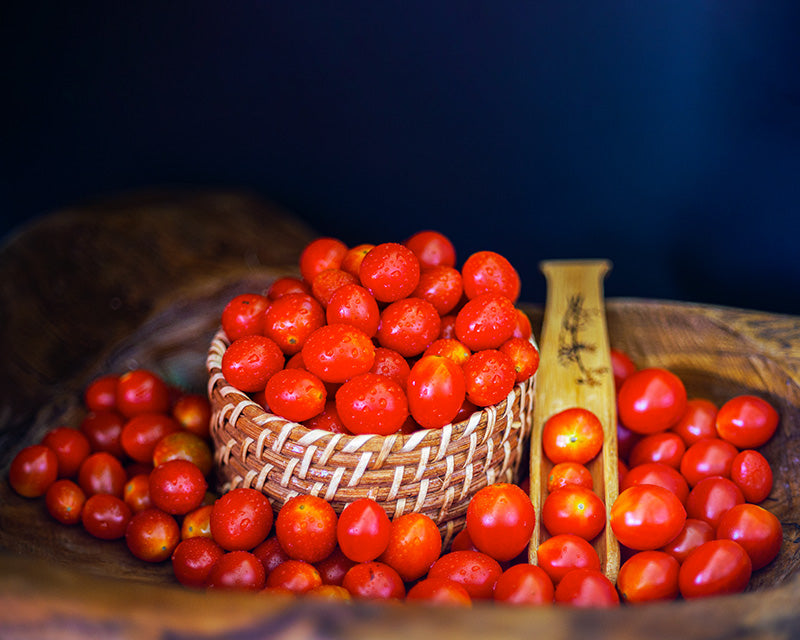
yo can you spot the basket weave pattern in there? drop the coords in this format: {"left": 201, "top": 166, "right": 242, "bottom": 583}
{"left": 207, "top": 328, "right": 535, "bottom": 546}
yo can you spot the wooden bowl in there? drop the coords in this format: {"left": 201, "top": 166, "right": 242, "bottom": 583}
{"left": 2, "top": 193, "right": 800, "bottom": 639}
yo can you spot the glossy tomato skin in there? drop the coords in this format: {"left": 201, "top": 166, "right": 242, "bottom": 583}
{"left": 685, "top": 476, "right": 745, "bottom": 529}
{"left": 493, "top": 564, "right": 554, "bottom": 605}
{"left": 45, "top": 478, "right": 87, "bottom": 525}
{"left": 207, "top": 550, "right": 267, "bottom": 591}
{"left": 221, "top": 335, "right": 285, "bottom": 393}
{"left": 340, "top": 244, "right": 375, "bottom": 277}
{"left": 670, "top": 398, "right": 718, "bottom": 446}
{"left": 617, "top": 367, "right": 687, "bottom": 435}
{"left": 148, "top": 460, "right": 208, "bottom": 516}
{"left": 115, "top": 369, "right": 170, "bottom": 418}
{"left": 541, "top": 407, "right": 604, "bottom": 465}
{"left": 313, "top": 546, "right": 357, "bottom": 586}
{"left": 41, "top": 427, "right": 91, "bottom": 479}
{"left": 8, "top": 444, "right": 59, "bottom": 498}
{"left": 302, "top": 324, "right": 376, "bottom": 384}
{"left": 268, "top": 276, "right": 311, "bottom": 300}
{"left": 152, "top": 431, "right": 213, "bottom": 477}
{"left": 221, "top": 293, "right": 270, "bottom": 341}
{"left": 171, "top": 393, "right": 212, "bottom": 440}
{"left": 310, "top": 268, "right": 358, "bottom": 308}
{"left": 554, "top": 568, "right": 620, "bottom": 608}
{"left": 123, "top": 474, "right": 153, "bottom": 513}
{"left": 716, "top": 394, "right": 779, "bottom": 449}
{"left": 79, "top": 410, "right": 126, "bottom": 459}
{"left": 181, "top": 504, "right": 214, "bottom": 540}
{"left": 406, "top": 355, "right": 466, "bottom": 429}
{"left": 427, "top": 550, "right": 503, "bottom": 600}
{"left": 210, "top": 487, "right": 274, "bottom": 551}
{"left": 547, "top": 462, "right": 593, "bottom": 493}
{"left": 336, "top": 498, "right": 391, "bottom": 563}
{"left": 730, "top": 449, "right": 773, "bottom": 503}
{"left": 628, "top": 432, "right": 686, "bottom": 469}
{"left": 81, "top": 493, "right": 132, "bottom": 540}
{"left": 466, "top": 482, "right": 535, "bottom": 562}
{"left": 541, "top": 486, "right": 606, "bottom": 541}
{"left": 610, "top": 348, "right": 637, "bottom": 390}
{"left": 120, "top": 413, "right": 181, "bottom": 464}
{"left": 264, "top": 292, "right": 325, "bottom": 355}
{"left": 462, "top": 349, "right": 517, "bottom": 408}
{"left": 77, "top": 451, "right": 127, "bottom": 498}
{"left": 358, "top": 242, "right": 421, "bottom": 303}
{"left": 499, "top": 337, "right": 540, "bottom": 383}
{"left": 680, "top": 437, "right": 739, "bottom": 487}
{"left": 298, "top": 237, "right": 348, "bottom": 283}
{"left": 84, "top": 374, "right": 120, "bottom": 413}
{"left": 342, "top": 561, "right": 406, "bottom": 600}
{"left": 715, "top": 503, "right": 782, "bottom": 570}
{"left": 412, "top": 266, "right": 464, "bottom": 316}
{"left": 406, "top": 577, "right": 472, "bottom": 607}
{"left": 617, "top": 550, "right": 680, "bottom": 604}
{"left": 369, "top": 347, "right": 412, "bottom": 390}
{"left": 378, "top": 512, "right": 442, "bottom": 582}
{"left": 276, "top": 494, "right": 338, "bottom": 563}
{"left": 325, "top": 284, "right": 381, "bottom": 337}
{"left": 376, "top": 297, "right": 441, "bottom": 358}
{"left": 404, "top": 230, "right": 457, "bottom": 269}
{"left": 620, "top": 462, "right": 690, "bottom": 504}
{"left": 678, "top": 539, "right": 752, "bottom": 599}
{"left": 535, "top": 533, "right": 602, "bottom": 586}
{"left": 266, "top": 559, "right": 323, "bottom": 594}
{"left": 660, "top": 518, "right": 715, "bottom": 564}
{"left": 335, "top": 373, "right": 409, "bottom": 436}
{"left": 302, "top": 400, "right": 350, "bottom": 434}
{"left": 171, "top": 536, "right": 225, "bottom": 589}
{"left": 264, "top": 368, "right": 327, "bottom": 423}
{"left": 125, "top": 507, "right": 181, "bottom": 562}
{"left": 454, "top": 293, "right": 517, "bottom": 351}
{"left": 461, "top": 250, "right": 521, "bottom": 303}
{"left": 610, "top": 484, "right": 686, "bottom": 550}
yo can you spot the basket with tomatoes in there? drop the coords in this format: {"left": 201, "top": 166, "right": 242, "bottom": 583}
{"left": 206, "top": 232, "right": 539, "bottom": 545}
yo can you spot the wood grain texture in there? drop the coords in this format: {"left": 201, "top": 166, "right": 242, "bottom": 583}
{"left": 2, "top": 191, "right": 800, "bottom": 639}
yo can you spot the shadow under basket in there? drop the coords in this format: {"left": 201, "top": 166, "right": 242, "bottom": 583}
{"left": 206, "top": 329, "right": 535, "bottom": 548}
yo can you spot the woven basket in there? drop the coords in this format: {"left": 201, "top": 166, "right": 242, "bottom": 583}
{"left": 206, "top": 328, "right": 536, "bottom": 548}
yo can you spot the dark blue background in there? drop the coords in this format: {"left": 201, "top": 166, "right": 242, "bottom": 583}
{"left": 3, "top": 2, "right": 800, "bottom": 312}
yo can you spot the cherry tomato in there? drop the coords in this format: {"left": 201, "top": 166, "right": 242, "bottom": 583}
{"left": 493, "top": 563, "right": 554, "bottom": 605}
{"left": 306, "top": 584, "right": 352, "bottom": 601}
{"left": 152, "top": 431, "right": 213, "bottom": 477}
{"left": 660, "top": 518, "right": 715, "bottom": 564}
{"left": 412, "top": 266, "right": 464, "bottom": 315}
{"left": 125, "top": 507, "right": 181, "bottom": 563}
{"left": 275, "top": 494, "right": 338, "bottom": 563}
{"left": 462, "top": 349, "right": 517, "bottom": 407}
{"left": 617, "top": 367, "right": 687, "bottom": 434}
{"left": 221, "top": 335, "right": 285, "bottom": 393}
{"left": 461, "top": 250, "right": 521, "bottom": 303}
{"left": 81, "top": 493, "right": 132, "bottom": 540}
{"left": 406, "top": 355, "right": 467, "bottom": 429}
{"left": 9, "top": 444, "right": 59, "bottom": 498}
{"left": 313, "top": 546, "right": 357, "bottom": 586}
{"left": 264, "top": 368, "right": 327, "bottom": 423}
{"left": 79, "top": 410, "right": 126, "bottom": 458}
{"left": 171, "top": 536, "right": 225, "bottom": 589}
{"left": 210, "top": 487, "right": 274, "bottom": 551}
{"left": 535, "top": 533, "right": 601, "bottom": 585}
{"left": 264, "top": 558, "right": 323, "bottom": 592}
{"left": 377, "top": 511, "right": 442, "bottom": 582}
{"left": 499, "top": 337, "right": 540, "bottom": 383}
{"left": 45, "top": 478, "right": 86, "bottom": 525}
{"left": 207, "top": 550, "right": 267, "bottom": 591}
{"left": 439, "top": 314, "right": 457, "bottom": 340}
{"left": 541, "top": 407, "right": 604, "bottom": 465}
{"left": 342, "top": 561, "right": 406, "bottom": 600}
{"left": 115, "top": 369, "right": 170, "bottom": 418}
{"left": 302, "top": 400, "right": 351, "bottom": 434}
{"left": 620, "top": 462, "right": 690, "bottom": 504}
{"left": 369, "top": 347, "right": 412, "bottom": 390}
{"left": 547, "top": 462, "right": 593, "bottom": 492}
{"left": 84, "top": 374, "right": 120, "bottom": 413}
{"left": 610, "top": 348, "right": 637, "bottom": 390}
{"left": 685, "top": 476, "right": 744, "bottom": 529}
{"left": 123, "top": 474, "right": 154, "bottom": 513}
{"left": 511, "top": 308, "right": 533, "bottom": 341}
{"left": 680, "top": 437, "right": 739, "bottom": 487}
{"left": 541, "top": 486, "right": 606, "bottom": 541}
{"left": 120, "top": 413, "right": 181, "bottom": 465}
{"left": 325, "top": 283, "right": 381, "bottom": 337}
{"left": 423, "top": 338, "right": 471, "bottom": 366}
{"left": 730, "top": 449, "right": 773, "bottom": 503}
{"left": 404, "top": 230, "right": 457, "bottom": 268}
{"left": 310, "top": 268, "right": 358, "bottom": 307}
{"left": 628, "top": 431, "right": 686, "bottom": 469}
{"left": 171, "top": 393, "right": 212, "bottom": 440}
{"left": 553, "top": 568, "right": 620, "bottom": 608}
{"left": 678, "top": 539, "right": 752, "bottom": 599}
{"left": 376, "top": 297, "right": 441, "bottom": 358}
{"left": 609, "top": 484, "right": 686, "bottom": 550}
{"left": 148, "top": 460, "right": 208, "bottom": 516}
{"left": 336, "top": 497, "right": 391, "bottom": 563}
{"left": 220, "top": 293, "right": 270, "bottom": 341}
{"left": 181, "top": 503, "right": 214, "bottom": 540}
{"left": 450, "top": 526, "right": 480, "bottom": 553}
{"left": 359, "top": 242, "right": 421, "bottom": 303}
{"left": 616, "top": 550, "right": 680, "bottom": 604}
{"left": 454, "top": 293, "right": 517, "bottom": 351}
{"left": 335, "top": 373, "right": 409, "bottom": 436}
{"left": 670, "top": 398, "right": 718, "bottom": 446}
{"left": 77, "top": 451, "right": 127, "bottom": 498}
{"left": 340, "top": 243, "right": 375, "bottom": 277}
{"left": 406, "top": 577, "right": 472, "bottom": 607}
{"left": 716, "top": 394, "right": 779, "bottom": 449}
{"left": 428, "top": 550, "right": 503, "bottom": 600}
{"left": 263, "top": 292, "right": 325, "bottom": 355}
{"left": 466, "top": 482, "right": 535, "bottom": 562}
{"left": 267, "top": 276, "right": 311, "bottom": 300}
{"left": 252, "top": 535, "right": 292, "bottom": 575}
{"left": 302, "top": 324, "right": 376, "bottom": 384}
{"left": 299, "top": 237, "right": 348, "bottom": 283}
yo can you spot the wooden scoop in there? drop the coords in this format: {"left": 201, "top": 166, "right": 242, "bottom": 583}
{"left": 528, "top": 260, "right": 621, "bottom": 583}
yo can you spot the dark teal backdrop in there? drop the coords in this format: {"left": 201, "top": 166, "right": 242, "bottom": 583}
{"left": 3, "top": 2, "right": 799, "bottom": 313}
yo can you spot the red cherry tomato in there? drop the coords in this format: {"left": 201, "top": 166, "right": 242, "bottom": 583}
{"left": 412, "top": 265, "right": 464, "bottom": 315}
{"left": 83, "top": 374, "right": 120, "bottom": 413}
{"left": 266, "top": 559, "right": 323, "bottom": 594}
{"left": 336, "top": 497, "right": 392, "bottom": 563}
{"left": 77, "top": 451, "right": 127, "bottom": 498}
{"left": 554, "top": 568, "right": 620, "bottom": 608}
{"left": 715, "top": 394, "right": 779, "bottom": 449}
{"left": 716, "top": 503, "right": 782, "bottom": 570}
{"left": 427, "top": 550, "right": 503, "bottom": 600}
{"left": 171, "top": 393, "right": 212, "bottom": 440}
{"left": 670, "top": 398, "right": 718, "bottom": 446}
{"left": 404, "top": 230, "right": 457, "bottom": 268}
{"left": 313, "top": 546, "right": 356, "bottom": 586}
{"left": 79, "top": 410, "right": 126, "bottom": 458}
{"left": 511, "top": 308, "right": 533, "bottom": 341}
{"left": 264, "top": 368, "right": 327, "bottom": 423}
{"left": 221, "top": 335, "right": 285, "bottom": 392}
{"left": 81, "top": 493, "right": 132, "bottom": 540}
{"left": 152, "top": 431, "right": 213, "bottom": 477}
{"left": 171, "top": 536, "right": 225, "bottom": 588}
{"left": 547, "top": 462, "right": 594, "bottom": 493}
{"left": 461, "top": 250, "right": 521, "bottom": 303}
{"left": 207, "top": 550, "right": 266, "bottom": 592}
{"left": 263, "top": 292, "right": 326, "bottom": 355}
{"left": 493, "top": 563, "right": 554, "bottom": 605}
{"left": 358, "top": 242, "right": 421, "bottom": 303}
{"left": 541, "top": 407, "right": 604, "bottom": 465}
{"left": 369, "top": 347, "right": 412, "bottom": 390}
{"left": 125, "top": 507, "right": 181, "bottom": 562}
{"left": 678, "top": 539, "right": 752, "bottom": 599}
{"left": 541, "top": 486, "right": 606, "bottom": 541}
{"left": 8, "top": 444, "right": 59, "bottom": 498}
{"left": 310, "top": 268, "right": 358, "bottom": 307}
{"left": 730, "top": 449, "right": 773, "bottom": 503}
{"left": 342, "top": 561, "right": 406, "bottom": 601}
{"left": 610, "top": 348, "right": 637, "bottom": 390}
{"left": 499, "top": 337, "right": 540, "bottom": 383}
{"left": 376, "top": 297, "right": 441, "bottom": 358}
{"left": 181, "top": 504, "right": 214, "bottom": 540}
{"left": 221, "top": 293, "right": 270, "bottom": 341}
{"left": 210, "top": 487, "right": 274, "bottom": 551}
{"left": 302, "top": 400, "right": 351, "bottom": 434}
{"left": 120, "top": 413, "right": 181, "bottom": 464}
{"left": 685, "top": 476, "right": 744, "bottom": 529}
{"left": 679, "top": 437, "right": 739, "bottom": 487}
{"left": 335, "top": 372, "right": 409, "bottom": 436}
{"left": 148, "top": 460, "right": 208, "bottom": 516}
{"left": 535, "top": 533, "right": 602, "bottom": 586}
{"left": 325, "top": 283, "right": 381, "bottom": 337}
{"left": 423, "top": 338, "right": 471, "bottom": 366}
{"left": 115, "top": 369, "right": 170, "bottom": 418}
{"left": 267, "top": 276, "right": 311, "bottom": 300}
{"left": 45, "top": 478, "right": 87, "bottom": 525}
{"left": 406, "top": 355, "right": 466, "bottom": 429}
{"left": 620, "top": 462, "right": 690, "bottom": 504}
{"left": 340, "top": 243, "right": 375, "bottom": 277}
{"left": 616, "top": 550, "right": 680, "bottom": 604}
{"left": 275, "top": 494, "right": 338, "bottom": 563}
{"left": 659, "top": 518, "right": 715, "bottom": 564}
{"left": 377, "top": 512, "right": 442, "bottom": 583}
{"left": 628, "top": 431, "right": 686, "bottom": 469}
{"left": 299, "top": 237, "right": 348, "bottom": 283}
{"left": 252, "top": 535, "right": 292, "bottom": 575}
{"left": 454, "top": 293, "right": 517, "bottom": 351}
{"left": 617, "top": 367, "right": 687, "bottom": 434}
{"left": 609, "top": 484, "right": 686, "bottom": 550}
{"left": 123, "top": 474, "right": 153, "bottom": 513}
{"left": 301, "top": 324, "right": 376, "bottom": 384}
{"left": 462, "top": 349, "right": 517, "bottom": 408}
{"left": 406, "top": 577, "right": 472, "bottom": 607}
{"left": 466, "top": 482, "right": 535, "bottom": 562}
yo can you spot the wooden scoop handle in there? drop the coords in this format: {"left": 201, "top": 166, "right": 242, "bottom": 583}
{"left": 528, "top": 260, "right": 620, "bottom": 582}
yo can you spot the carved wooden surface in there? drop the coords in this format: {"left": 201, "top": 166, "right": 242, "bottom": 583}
{"left": 2, "top": 191, "right": 800, "bottom": 639}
